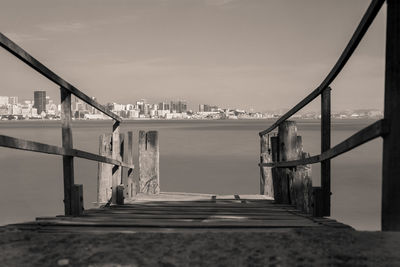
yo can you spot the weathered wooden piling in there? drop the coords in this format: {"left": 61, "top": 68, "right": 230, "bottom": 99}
{"left": 277, "top": 121, "right": 298, "bottom": 204}
{"left": 260, "top": 134, "right": 273, "bottom": 197}
{"left": 139, "top": 131, "right": 160, "bottom": 194}
{"left": 97, "top": 132, "right": 124, "bottom": 204}
{"left": 265, "top": 121, "right": 312, "bottom": 213}
{"left": 124, "top": 131, "right": 136, "bottom": 199}
{"left": 270, "top": 136, "right": 282, "bottom": 203}
{"left": 97, "top": 133, "right": 112, "bottom": 203}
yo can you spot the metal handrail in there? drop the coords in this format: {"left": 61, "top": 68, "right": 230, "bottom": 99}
{"left": 259, "top": 0, "right": 385, "bottom": 136}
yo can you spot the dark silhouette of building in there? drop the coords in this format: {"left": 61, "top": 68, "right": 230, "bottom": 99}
{"left": 170, "top": 100, "right": 187, "bottom": 113}
{"left": 33, "top": 91, "right": 46, "bottom": 115}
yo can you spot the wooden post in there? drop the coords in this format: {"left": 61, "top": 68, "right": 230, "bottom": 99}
{"left": 382, "top": 0, "right": 400, "bottom": 231}
{"left": 270, "top": 136, "right": 282, "bottom": 203}
{"left": 139, "top": 131, "right": 160, "bottom": 194}
{"left": 291, "top": 137, "right": 313, "bottom": 214}
{"left": 111, "top": 121, "right": 121, "bottom": 204}
{"left": 260, "top": 134, "right": 274, "bottom": 197}
{"left": 116, "top": 185, "right": 125, "bottom": 205}
{"left": 97, "top": 133, "right": 112, "bottom": 203}
{"left": 125, "top": 131, "right": 136, "bottom": 199}
{"left": 312, "top": 187, "right": 324, "bottom": 217}
{"left": 71, "top": 184, "right": 84, "bottom": 216}
{"left": 60, "top": 87, "right": 74, "bottom": 216}
{"left": 278, "top": 121, "right": 298, "bottom": 204}
{"left": 321, "top": 87, "right": 331, "bottom": 216}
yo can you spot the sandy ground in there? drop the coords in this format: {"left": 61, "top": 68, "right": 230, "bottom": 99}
{"left": 1, "top": 227, "right": 400, "bottom": 267}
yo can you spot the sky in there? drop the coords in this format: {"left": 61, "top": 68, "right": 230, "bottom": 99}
{"left": 0, "top": 0, "right": 387, "bottom": 112}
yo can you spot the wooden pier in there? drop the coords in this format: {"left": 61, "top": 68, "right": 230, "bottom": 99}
{"left": 0, "top": 0, "right": 399, "bottom": 239}
{"left": 12, "top": 193, "right": 350, "bottom": 233}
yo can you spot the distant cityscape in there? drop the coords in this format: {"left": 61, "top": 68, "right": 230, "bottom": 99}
{"left": 0, "top": 90, "right": 383, "bottom": 121}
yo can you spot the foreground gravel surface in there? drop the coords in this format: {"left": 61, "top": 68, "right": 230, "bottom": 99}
{"left": 1, "top": 227, "right": 400, "bottom": 267}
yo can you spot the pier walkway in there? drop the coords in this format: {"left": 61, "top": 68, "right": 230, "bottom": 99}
{"left": 11, "top": 193, "right": 349, "bottom": 233}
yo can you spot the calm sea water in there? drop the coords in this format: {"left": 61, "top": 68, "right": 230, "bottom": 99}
{"left": 0, "top": 119, "right": 382, "bottom": 230}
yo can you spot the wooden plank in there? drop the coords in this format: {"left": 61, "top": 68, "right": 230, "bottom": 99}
{"left": 37, "top": 214, "right": 309, "bottom": 220}
{"left": 33, "top": 219, "right": 320, "bottom": 228}
{"left": 321, "top": 87, "right": 331, "bottom": 216}
{"left": 259, "top": 0, "right": 385, "bottom": 136}
{"left": 0, "top": 32, "right": 121, "bottom": 122}
{"left": 139, "top": 131, "right": 160, "bottom": 194}
{"left": 97, "top": 134, "right": 112, "bottom": 203}
{"left": 382, "top": 0, "right": 400, "bottom": 231}
{"left": 261, "top": 119, "right": 388, "bottom": 168}
{"left": 0, "top": 134, "right": 134, "bottom": 169}
{"left": 111, "top": 121, "right": 121, "bottom": 204}
{"left": 61, "top": 88, "right": 74, "bottom": 216}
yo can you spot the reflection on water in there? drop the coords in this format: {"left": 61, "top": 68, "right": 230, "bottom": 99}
{"left": 0, "top": 119, "right": 382, "bottom": 230}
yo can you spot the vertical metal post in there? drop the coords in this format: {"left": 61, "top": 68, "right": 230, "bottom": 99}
{"left": 111, "top": 121, "right": 121, "bottom": 204}
{"left": 382, "top": 0, "right": 400, "bottom": 231}
{"left": 321, "top": 87, "right": 331, "bottom": 217}
{"left": 60, "top": 87, "right": 74, "bottom": 216}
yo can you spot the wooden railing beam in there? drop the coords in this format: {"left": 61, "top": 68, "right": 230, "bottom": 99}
{"left": 0, "top": 135, "right": 134, "bottom": 169}
{"left": 260, "top": 119, "right": 388, "bottom": 168}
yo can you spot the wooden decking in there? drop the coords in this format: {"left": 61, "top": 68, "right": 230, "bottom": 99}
{"left": 12, "top": 192, "right": 351, "bottom": 233}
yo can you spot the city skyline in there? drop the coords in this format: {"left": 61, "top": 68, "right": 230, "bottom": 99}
{"left": 0, "top": 0, "right": 386, "bottom": 113}
{"left": 0, "top": 89, "right": 383, "bottom": 121}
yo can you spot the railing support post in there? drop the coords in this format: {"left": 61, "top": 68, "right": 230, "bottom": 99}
{"left": 111, "top": 121, "right": 122, "bottom": 204}
{"left": 60, "top": 87, "right": 74, "bottom": 216}
{"left": 382, "top": 0, "right": 400, "bottom": 231}
{"left": 321, "top": 87, "right": 331, "bottom": 216}
{"left": 125, "top": 131, "right": 136, "bottom": 199}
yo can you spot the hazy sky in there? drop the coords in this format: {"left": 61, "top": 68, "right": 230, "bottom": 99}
{"left": 0, "top": 0, "right": 387, "bottom": 112}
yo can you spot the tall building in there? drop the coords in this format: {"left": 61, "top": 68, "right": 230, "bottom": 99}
{"left": 0, "top": 96, "right": 9, "bottom": 106}
{"left": 178, "top": 101, "right": 187, "bottom": 113}
{"left": 33, "top": 91, "right": 46, "bottom": 115}
{"left": 158, "top": 102, "right": 170, "bottom": 111}
{"left": 8, "top": 96, "right": 18, "bottom": 105}
{"left": 170, "top": 100, "right": 187, "bottom": 113}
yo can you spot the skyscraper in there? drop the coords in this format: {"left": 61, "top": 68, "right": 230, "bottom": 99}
{"left": 34, "top": 91, "right": 46, "bottom": 115}
{"left": 170, "top": 100, "right": 187, "bottom": 113}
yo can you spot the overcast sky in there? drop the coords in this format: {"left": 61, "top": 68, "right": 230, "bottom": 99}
{"left": 0, "top": 0, "right": 387, "bottom": 112}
